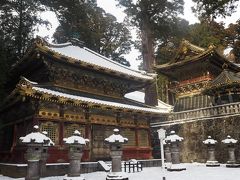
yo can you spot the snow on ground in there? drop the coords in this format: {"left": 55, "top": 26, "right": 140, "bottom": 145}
{"left": 1, "top": 163, "right": 240, "bottom": 180}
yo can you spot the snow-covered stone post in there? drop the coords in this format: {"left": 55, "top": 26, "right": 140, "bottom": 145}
{"left": 203, "top": 136, "right": 220, "bottom": 167}
{"left": 105, "top": 129, "right": 128, "bottom": 180}
{"left": 40, "top": 131, "right": 51, "bottom": 177}
{"left": 222, "top": 135, "right": 239, "bottom": 167}
{"left": 163, "top": 140, "right": 172, "bottom": 164}
{"left": 20, "top": 125, "right": 54, "bottom": 180}
{"left": 63, "top": 130, "right": 89, "bottom": 179}
{"left": 165, "top": 131, "right": 186, "bottom": 171}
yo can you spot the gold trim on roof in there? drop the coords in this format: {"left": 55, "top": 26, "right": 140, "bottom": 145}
{"left": 16, "top": 78, "right": 162, "bottom": 115}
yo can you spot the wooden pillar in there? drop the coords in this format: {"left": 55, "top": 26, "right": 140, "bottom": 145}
{"left": 59, "top": 104, "right": 65, "bottom": 146}
{"left": 84, "top": 107, "right": 91, "bottom": 160}
{"left": 84, "top": 108, "right": 91, "bottom": 138}
{"left": 134, "top": 115, "right": 139, "bottom": 147}
{"left": 217, "top": 95, "right": 222, "bottom": 105}
{"left": 146, "top": 116, "right": 151, "bottom": 148}
{"left": 11, "top": 124, "right": 18, "bottom": 150}
{"left": 228, "top": 91, "right": 233, "bottom": 103}
{"left": 116, "top": 111, "right": 122, "bottom": 127}
{"left": 32, "top": 100, "right": 40, "bottom": 126}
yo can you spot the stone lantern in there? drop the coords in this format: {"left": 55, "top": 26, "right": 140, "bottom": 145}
{"left": 104, "top": 129, "right": 128, "bottom": 180}
{"left": 165, "top": 131, "right": 186, "bottom": 171}
{"left": 203, "top": 136, "right": 220, "bottom": 167}
{"left": 163, "top": 139, "right": 172, "bottom": 168}
{"left": 20, "top": 125, "right": 54, "bottom": 180}
{"left": 63, "top": 130, "right": 89, "bottom": 180}
{"left": 222, "top": 135, "right": 239, "bottom": 167}
{"left": 40, "top": 131, "right": 51, "bottom": 177}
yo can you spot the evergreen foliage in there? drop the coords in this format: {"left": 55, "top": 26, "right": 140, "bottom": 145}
{"left": 47, "top": 0, "right": 132, "bottom": 66}
{"left": 192, "top": 0, "right": 239, "bottom": 19}
{"left": 0, "top": 0, "right": 49, "bottom": 100}
{"left": 225, "top": 20, "right": 240, "bottom": 62}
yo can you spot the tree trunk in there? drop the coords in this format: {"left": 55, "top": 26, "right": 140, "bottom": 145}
{"left": 141, "top": 19, "right": 158, "bottom": 106}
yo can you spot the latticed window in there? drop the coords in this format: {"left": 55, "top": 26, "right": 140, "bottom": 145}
{"left": 138, "top": 129, "right": 149, "bottom": 147}
{"left": 64, "top": 124, "right": 85, "bottom": 138}
{"left": 122, "top": 128, "right": 136, "bottom": 146}
{"left": 40, "top": 122, "right": 59, "bottom": 144}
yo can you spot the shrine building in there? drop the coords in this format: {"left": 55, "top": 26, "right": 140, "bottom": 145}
{"left": 0, "top": 37, "right": 170, "bottom": 163}
{"left": 152, "top": 40, "right": 240, "bottom": 162}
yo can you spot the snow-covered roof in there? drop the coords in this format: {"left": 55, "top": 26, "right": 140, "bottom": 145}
{"left": 222, "top": 135, "right": 238, "bottom": 144}
{"left": 31, "top": 87, "right": 166, "bottom": 114}
{"left": 63, "top": 130, "right": 89, "bottom": 145}
{"left": 20, "top": 125, "right": 54, "bottom": 146}
{"left": 124, "top": 91, "right": 173, "bottom": 113}
{"left": 14, "top": 77, "right": 167, "bottom": 115}
{"left": 39, "top": 39, "right": 154, "bottom": 81}
{"left": 203, "top": 136, "right": 217, "bottom": 145}
{"left": 165, "top": 131, "right": 183, "bottom": 142}
{"left": 105, "top": 129, "right": 128, "bottom": 143}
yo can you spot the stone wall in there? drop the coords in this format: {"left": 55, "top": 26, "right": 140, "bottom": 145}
{"left": 161, "top": 116, "right": 240, "bottom": 163}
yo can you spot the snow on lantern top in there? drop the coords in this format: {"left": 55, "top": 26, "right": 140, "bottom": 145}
{"left": 63, "top": 130, "right": 89, "bottom": 145}
{"left": 222, "top": 135, "right": 238, "bottom": 144}
{"left": 19, "top": 125, "right": 54, "bottom": 146}
{"left": 203, "top": 136, "right": 217, "bottom": 145}
{"left": 165, "top": 130, "right": 183, "bottom": 142}
{"left": 105, "top": 129, "right": 128, "bottom": 143}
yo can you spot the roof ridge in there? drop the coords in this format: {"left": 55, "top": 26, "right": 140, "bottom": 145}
{"left": 182, "top": 39, "right": 205, "bottom": 52}
{"left": 83, "top": 47, "right": 153, "bottom": 77}
{"left": 35, "top": 36, "right": 153, "bottom": 78}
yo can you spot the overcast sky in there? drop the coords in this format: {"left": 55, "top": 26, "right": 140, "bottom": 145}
{"left": 37, "top": 0, "right": 240, "bottom": 70}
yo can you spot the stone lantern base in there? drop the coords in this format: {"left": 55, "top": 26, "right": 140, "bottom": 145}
{"left": 63, "top": 176, "right": 85, "bottom": 180}
{"left": 167, "top": 164, "right": 186, "bottom": 171}
{"left": 106, "top": 172, "right": 128, "bottom": 180}
{"left": 206, "top": 161, "right": 220, "bottom": 167}
{"left": 226, "top": 161, "right": 240, "bottom": 168}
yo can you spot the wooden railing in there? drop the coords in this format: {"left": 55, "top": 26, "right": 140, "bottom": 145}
{"left": 151, "top": 102, "right": 240, "bottom": 127}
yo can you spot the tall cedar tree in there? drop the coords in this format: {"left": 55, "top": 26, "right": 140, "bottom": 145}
{"left": 116, "top": 0, "right": 184, "bottom": 105}
{"left": 47, "top": 0, "right": 132, "bottom": 66}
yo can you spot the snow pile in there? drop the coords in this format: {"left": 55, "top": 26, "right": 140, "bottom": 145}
{"left": 106, "top": 172, "right": 128, "bottom": 180}
{"left": 19, "top": 125, "right": 54, "bottom": 146}
{"left": 165, "top": 131, "right": 183, "bottom": 142}
{"left": 63, "top": 130, "right": 89, "bottom": 145}
{"left": 4, "top": 163, "right": 240, "bottom": 180}
{"left": 222, "top": 135, "right": 238, "bottom": 144}
{"left": 124, "top": 91, "right": 173, "bottom": 113}
{"left": 203, "top": 136, "right": 217, "bottom": 145}
{"left": 105, "top": 129, "right": 128, "bottom": 143}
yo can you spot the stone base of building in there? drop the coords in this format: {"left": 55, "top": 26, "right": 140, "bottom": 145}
{"left": 106, "top": 172, "right": 128, "bottom": 180}
{"left": 167, "top": 164, "right": 186, "bottom": 171}
{"left": 206, "top": 161, "right": 220, "bottom": 167}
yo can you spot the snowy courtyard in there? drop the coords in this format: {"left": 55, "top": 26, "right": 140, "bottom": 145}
{"left": 1, "top": 163, "right": 240, "bottom": 180}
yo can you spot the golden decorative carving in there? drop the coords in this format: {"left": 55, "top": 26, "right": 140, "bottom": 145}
{"left": 39, "top": 110, "right": 59, "bottom": 119}
{"left": 90, "top": 115, "right": 117, "bottom": 125}
{"left": 120, "top": 119, "right": 135, "bottom": 127}
{"left": 64, "top": 113, "right": 85, "bottom": 122}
